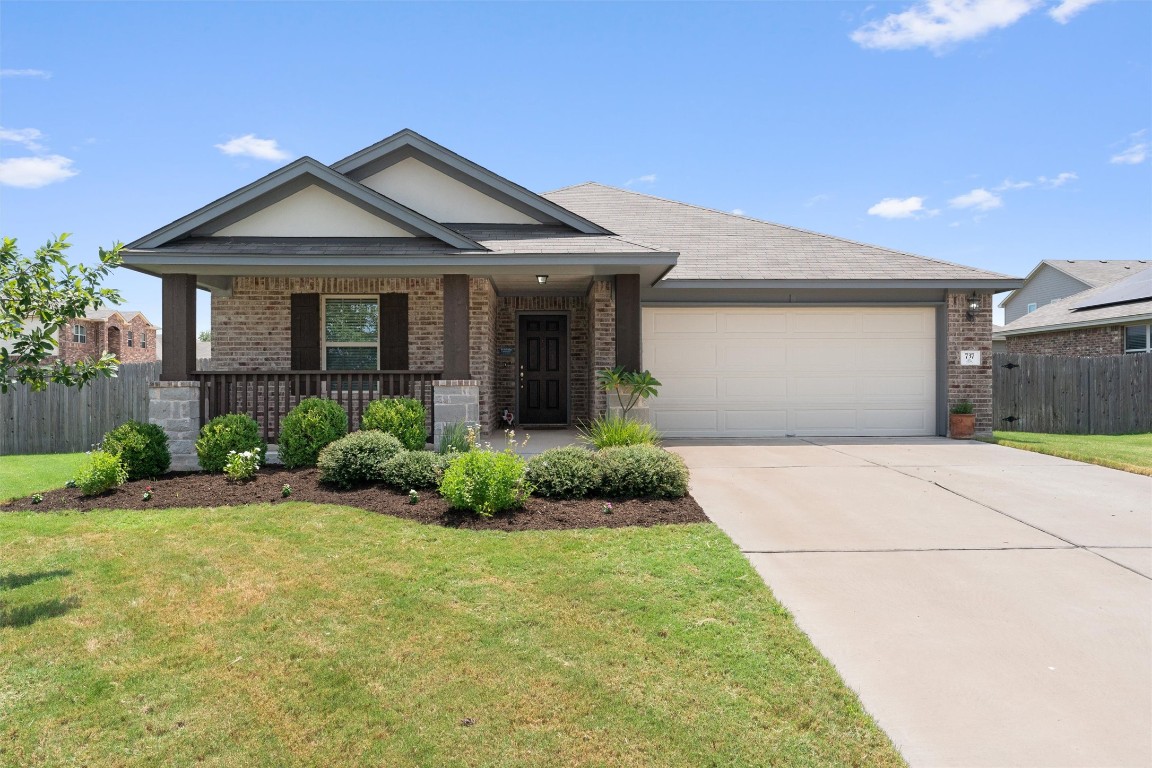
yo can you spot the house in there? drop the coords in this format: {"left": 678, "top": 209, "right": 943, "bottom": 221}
{"left": 1000, "top": 259, "right": 1148, "bottom": 324}
{"left": 999, "top": 265, "right": 1152, "bottom": 355}
{"left": 119, "top": 129, "right": 1018, "bottom": 468}
{"left": 152, "top": 332, "right": 212, "bottom": 363}
{"left": 56, "top": 310, "right": 157, "bottom": 364}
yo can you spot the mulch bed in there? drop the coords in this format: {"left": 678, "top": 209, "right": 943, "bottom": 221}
{"left": 3, "top": 466, "right": 708, "bottom": 531}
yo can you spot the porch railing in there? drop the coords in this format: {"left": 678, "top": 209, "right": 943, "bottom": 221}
{"left": 192, "top": 370, "right": 442, "bottom": 444}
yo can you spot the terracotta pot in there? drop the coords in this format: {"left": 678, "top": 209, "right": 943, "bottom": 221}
{"left": 949, "top": 413, "right": 976, "bottom": 439}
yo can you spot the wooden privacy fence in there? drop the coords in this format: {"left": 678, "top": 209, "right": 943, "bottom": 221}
{"left": 0, "top": 362, "right": 161, "bottom": 455}
{"left": 993, "top": 353, "right": 1151, "bottom": 435}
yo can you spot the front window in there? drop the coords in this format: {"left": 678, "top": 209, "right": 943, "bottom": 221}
{"left": 72, "top": 324, "right": 86, "bottom": 343}
{"left": 140, "top": 331, "right": 147, "bottom": 349}
{"left": 1124, "top": 324, "right": 1151, "bottom": 354}
{"left": 323, "top": 297, "right": 378, "bottom": 370}
{"left": 127, "top": 331, "right": 134, "bottom": 348}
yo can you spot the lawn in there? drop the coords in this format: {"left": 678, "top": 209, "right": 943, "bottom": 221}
{"left": 0, "top": 452, "right": 87, "bottom": 501}
{"left": 0, "top": 503, "right": 904, "bottom": 767}
{"left": 992, "top": 431, "right": 1152, "bottom": 475}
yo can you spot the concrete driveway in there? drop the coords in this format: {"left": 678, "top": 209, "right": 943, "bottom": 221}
{"left": 669, "top": 437, "right": 1152, "bottom": 768}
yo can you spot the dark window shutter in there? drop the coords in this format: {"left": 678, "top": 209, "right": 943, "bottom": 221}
{"left": 291, "top": 293, "right": 321, "bottom": 370}
{"left": 379, "top": 293, "right": 409, "bottom": 370}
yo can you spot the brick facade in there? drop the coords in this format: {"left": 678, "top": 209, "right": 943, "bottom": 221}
{"left": 1005, "top": 326, "right": 1124, "bottom": 356}
{"left": 469, "top": 278, "right": 497, "bottom": 430}
{"left": 55, "top": 314, "right": 156, "bottom": 364}
{"left": 588, "top": 279, "right": 616, "bottom": 419}
{"left": 946, "top": 290, "right": 993, "bottom": 435}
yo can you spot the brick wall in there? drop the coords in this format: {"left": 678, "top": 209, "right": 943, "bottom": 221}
{"left": 1005, "top": 326, "right": 1124, "bottom": 356}
{"left": 469, "top": 278, "right": 497, "bottom": 430}
{"left": 55, "top": 316, "right": 156, "bottom": 363}
{"left": 946, "top": 290, "right": 993, "bottom": 434}
{"left": 55, "top": 318, "right": 103, "bottom": 364}
{"left": 114, "top": 315, "right": 158, "bottom": 363}
{"left": 588, "top": 279, "right": 616, "bottom": 418}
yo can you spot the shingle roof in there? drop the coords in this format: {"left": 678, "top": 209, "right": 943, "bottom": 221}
{"left": 1045, "top": 259, "right": 1150, "bottom": 287}
{"left": 88, "top": 309, "right": 150, "bottom": 324}
{"left": 1000, "top": 266, "right": 1152, "bottom": 335}
{"left": 543, "top": 183, "right": 1014, "bottom": 282}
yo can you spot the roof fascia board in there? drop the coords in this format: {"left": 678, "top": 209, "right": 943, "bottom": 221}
{"left": 999, "top": 312, "right": 1152, "bottom": 336}
{"left": 331, "top": 129, "right": 612, "bottom": 236}
{"left": 657, "top": 278, "right": 1024, "bottom": 291}
{"left": 121, "top": 251, "right": 678, "bottom": 270}
{"left": 127, "top": 157, "right": 483, "bottom": 251}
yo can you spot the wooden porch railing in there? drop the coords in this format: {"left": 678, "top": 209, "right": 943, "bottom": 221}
{"left": 192, "top": 370, "right": 442, "bottom": 443}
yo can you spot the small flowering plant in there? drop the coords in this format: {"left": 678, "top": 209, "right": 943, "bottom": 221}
{"left": 602, "top": 502, "right": 613, "bottom": 515}
{"left": 31, "top": 492, "right": 43, "bottom": 504}
{"left": 281, "top": 483, "right": 292, "bottom": 498}
{"left": 142, "top": 486, "right": 153, "bottom": 501}
{"left": 223, "top": 450, "right": 260, "bottom": 482}
{"left": 408, "top": 489, "right": 419, "bottom": 505}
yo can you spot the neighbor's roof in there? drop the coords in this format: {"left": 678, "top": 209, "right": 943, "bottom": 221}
{"left": 999, "top": 266, "right": 1152, "bottom": 336}
{"left": 1045, "top": 259, "right": 1149, "bottom": 287}
{"left": 87, "top": 309, "right": 152, "bottom": 324}
{"left": 544, "top": 183, "right": 1015, "bottom": 284}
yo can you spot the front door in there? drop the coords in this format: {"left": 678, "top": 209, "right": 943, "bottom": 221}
{"left": 518, "top": 314, "right": 568, "bottom": 425}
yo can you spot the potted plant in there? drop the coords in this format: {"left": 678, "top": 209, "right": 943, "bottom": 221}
{"left": 949, "top": 400, "right": 975, "bottom": 439}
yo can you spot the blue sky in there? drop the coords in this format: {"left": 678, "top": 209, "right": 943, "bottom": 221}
{"left": 2, "top": 0, "right": 1149, "bottom": 332}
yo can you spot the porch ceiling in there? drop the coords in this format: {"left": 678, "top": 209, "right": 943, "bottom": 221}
{"left": 492, "top": 275, "right": 592, "bottom": 296}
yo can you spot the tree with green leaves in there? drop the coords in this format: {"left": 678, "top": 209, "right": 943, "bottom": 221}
{"left": 0, "top": 234, "right": 124, "bottom": 392}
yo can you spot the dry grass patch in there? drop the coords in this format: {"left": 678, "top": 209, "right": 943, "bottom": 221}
{"left": 1, "top": 503, "right": 905, "bottom": 767}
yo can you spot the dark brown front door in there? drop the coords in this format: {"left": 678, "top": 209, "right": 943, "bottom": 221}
{"left": 519, "top": 314, "right": 568, "bottom": 425}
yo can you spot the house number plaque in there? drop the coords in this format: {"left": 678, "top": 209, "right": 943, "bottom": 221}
{"left": 960, "top": 350, "right": 981, "bottom": 366}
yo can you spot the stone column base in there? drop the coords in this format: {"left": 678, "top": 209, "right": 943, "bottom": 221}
{"left": 433, "top": 379, "right": 480, "bottom": 450}
{"left": 607, "top": 398, "right": 650, "bottom": 423}
{"left": 149, "top": 381, "right": 201, "bottom": 471}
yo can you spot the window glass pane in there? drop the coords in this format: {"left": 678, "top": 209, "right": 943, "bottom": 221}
{"left": 326, "top": 346, "right": 378, "bottom": 370}
{"left": 1124, "top": 324, "right": 1148, "bottom": 352}
{"left": 325, "top": 299, "right": 378, "bottom": 343}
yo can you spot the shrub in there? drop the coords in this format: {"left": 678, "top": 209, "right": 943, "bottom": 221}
{"left": 317, "top": 430, "right": 404, "bottom": 488}
{"left": 279, "top": 398, "right": 348, "bottom": 468}
{"left": 75, "top": 450, "right": 128, "bottom": 496}
{"left": 598, "top": 445, "right": 689, "bottom": 499}
{"left": 578, "top": 415, "right": 661, "bottom": 449}
{"left": 526, "top": 446, "right": 602, "bottom": 499}
{"left": 950, "top": 400, "right": 974, "bottom": 415}
{"left": 195, "top": 414, "right": 266, "bottom": 473}
{"left": 380, "top": 449, "right": 450, "bottom": 490}
{"left": 361, "top": 397, "right": 427, "bottom": 451}
{"left": 223, "top": 450, "right": 261, "bottom": 482}
{"left": 439, "top": 450, "right": 530, "bottom": 517}
{"left": 102, "top": 420, "right": 170, "bottom": 480}
{"left": 437, "top": 421, "right": 473, "bottom": 455}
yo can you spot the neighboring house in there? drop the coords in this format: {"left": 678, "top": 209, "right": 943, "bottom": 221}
{"left": 56, "top": 310, "right": 157, "bottom": 364}
{"left": 991, "top": 325, "right": 1007, "bottom": 354}
{"left": 999, "top": 266, "right": 1152, "bottom": 356}
{"left": 120, "top": 128, "right": 1017, "bottom": 451}
{"left": 1000, "top": 259, "right": 1148, "bottom": 324}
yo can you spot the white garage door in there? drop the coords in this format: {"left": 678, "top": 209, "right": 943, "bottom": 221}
{"left": 643, "top": 307, "right": 937, "bottom": 437}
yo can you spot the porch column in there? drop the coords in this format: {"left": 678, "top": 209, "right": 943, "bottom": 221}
{"left": 161, "top": 273, "right": 197, "bottom": 381}
{"left": 443, "top": 274, "right": 471, "bottom": 380}
{"left": 614, "top": 273, "right": 641, "bottom": 371}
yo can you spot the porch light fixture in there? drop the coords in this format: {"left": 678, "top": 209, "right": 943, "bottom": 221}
{"left": 536, "top": 275, "right": 548, "bottom": 285}
{"left": 966, "top": 292, "right": 981, "bottom": 321}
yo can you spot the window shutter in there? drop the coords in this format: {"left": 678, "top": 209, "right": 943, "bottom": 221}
{"left": 291, "top": 293, "right": 321, "bottom": 370}
{"left": 379, "top": 293, "right": 409, "bottom": 370}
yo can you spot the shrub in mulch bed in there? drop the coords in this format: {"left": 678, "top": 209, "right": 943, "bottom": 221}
{"left": 3, "top": 466, "right": 707, "bottom": 532}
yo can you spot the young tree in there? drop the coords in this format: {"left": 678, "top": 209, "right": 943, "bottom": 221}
{"left": 0, "top": 234, "right": 124, "bottom": 392}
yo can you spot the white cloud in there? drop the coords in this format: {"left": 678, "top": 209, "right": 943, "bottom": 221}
{"left": 867, "top": 196, "right": 929, "bottom": 219}
{"left": 0, "top": 155, "right": 77, "bottom": 188}
{"left": 996, "top": 178, "right": 1033, "bottom": 191}
{"left": 214, "top": 134, "right": 290, "bottom": 161}
{"left": 1110, "top": 130, "right": 1148, "bottom": 165}
{"left": 949, "top": 187, "right": 1002, "bottom": 210}
{"left": 805, "top": 193, "right": 832, "bottom": 207}
{"left": 624, "top": 173, "right": 657, "bottom": 187}
{"left": 1049, "top": 0, "right": 1105, "bottom": 24}
{"left": 0, "top": 127, "right": 45, "bottom": 151}
{"left": 730, "top": 208, "right": 745, "bottom": 216}
{"left": 1038, "top": 171, "right": 1077, "bottom": 187}
{"left": 0, "top": 68, "right": 50, "bottom": 79}
{"left": 851, "top": 0, "right": 1040, "bottom": 52}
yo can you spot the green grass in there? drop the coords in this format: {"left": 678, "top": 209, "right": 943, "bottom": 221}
{"left": 0, "top": 503, "right": 904, "bottom": 767}
{"left": 0, "top": 453, "right": 87, "bottom": 501}
{"left": 991, "top": 431, "right": 1152, "bottom": 475}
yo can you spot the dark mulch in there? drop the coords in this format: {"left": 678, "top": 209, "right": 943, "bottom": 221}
{"left": 3, "top": 466, "right": 708, "bottom": 531}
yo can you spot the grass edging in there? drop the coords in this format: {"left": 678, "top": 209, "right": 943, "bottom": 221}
{"left": 988, "top": 432, "right": 1152, "bottom": 476}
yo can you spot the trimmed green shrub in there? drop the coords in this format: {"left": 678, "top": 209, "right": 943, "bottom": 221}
{"left": 578, "top": 415, "right": 661, "bottom": 449}
{"left": 195, "top": 414, "right": 266, "bottom": 473}
{"left": 361, "top": 397, "right": 427, "bottom": 451}
{"left": 317, "top": 430, "right": 404, "bottom": 488}
{"left": 279, "top": 398, "right": 348, "bottom": 469}
{"left": 439, "top": 450, "right": 530, "bottom": 517}
{"left": 526, "top": 446, "right": 602, "bottom": 499}
{"left": 380, "top": 449, "right": 450, "bottom": 490}
{"left": 102, "top": 420, "right": 171, "bottom": 480}
{"left": 437, "top": 421, "right": 473, "bottom": 455}
{"left": 223, "top": 449, "right": 261, "bottom": 482}
{"left": 75, "top": 450, "right": 128, "bottom": 496}
{"left": 598, "top": 444, "right": 689, "bottom": 499}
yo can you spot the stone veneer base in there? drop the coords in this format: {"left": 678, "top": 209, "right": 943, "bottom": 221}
{"left": 149, "top": 380, "right": 201, "bottom": 471}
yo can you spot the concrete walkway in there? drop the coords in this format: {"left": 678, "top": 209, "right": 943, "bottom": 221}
{"left": 669, "top": 437, "right": 1152, "bottom": 768}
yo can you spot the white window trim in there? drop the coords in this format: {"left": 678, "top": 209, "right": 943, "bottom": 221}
{"left": 127, "top": 330, "right": 134, "bottom": 348}
{"left": 140, "top": 331, "right": 147, "bottom": 349}
{"left": 72, "top": 324, "right": 85, "bottom": 343}
{"left": 1026, "top": 302, "right": 1037, "bottom": 313}
{"left": 321, "top": 295, "right": 380, "bottom": 371}
{"left": 1124, "top": 323, "right": 1151, "bottom": 354}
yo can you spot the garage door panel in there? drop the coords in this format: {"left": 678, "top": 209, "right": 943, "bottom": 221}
{"left": 644, "top": 307, "right": 936, "bottom": 437}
